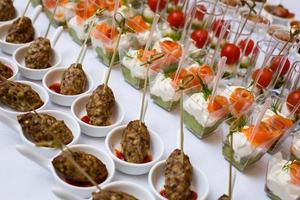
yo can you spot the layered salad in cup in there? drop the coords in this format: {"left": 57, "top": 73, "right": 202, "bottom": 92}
{"left": 265, "top": 153, "right": 300, "bottom": 200}
{"left": 222, "top": 102, "right": 293, "bottom": 171}
{"left": 67, "top": 0, "right": 104, "bottom": 45}
{"left": 120, "top": 48, "right": 163, "bottom": 89}
{"left": 183, "top": 65, "right": 232, "bottom": 139}
{"left": 43, "top": 0, "right": 76, "bottom": 27}
{"left": 91, "top": 20, "right": 139, "bottom": 66}
{"left": 149, "top": 61, "right": 211, "bottom": 112}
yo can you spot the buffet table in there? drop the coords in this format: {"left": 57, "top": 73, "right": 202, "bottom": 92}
{"left": 0, "top": 0, "right": 299, "bottom": 199}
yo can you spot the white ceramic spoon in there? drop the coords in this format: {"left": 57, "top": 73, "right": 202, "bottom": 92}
{"left": 13, "top": 26, "right": 63, "bottom": 80}
{"left": 0, "top": 5, "right": 43, "bottom": 55}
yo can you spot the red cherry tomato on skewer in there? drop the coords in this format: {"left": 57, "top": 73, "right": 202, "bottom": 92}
{"left": 167, "top": 10, "right": 185, "bottom": 28}
{"left": 211, "top": 19, "right": 230, "bottom": 38}
{"left": 252, "top": 68, "right": 273, "bottom": 89}
{"left": 221, "top": 43, "right": 241, "bottom": 65}
{"left": 191, "top": 29, "right": 209, "bottom": 48}
{"left": 287, "top": 89, "right": 300, "bottom": 114}
{"left": 195, "top": 4, "right": 207, "bottom": 20}
{"left": 238, "top": 39, "right": 255, "bottom": 56}
{"left": 148, "top": 0, "right": 166, "bottom": 12}
{"left": 269, "top": 55, "right": 290, "bottom": 76}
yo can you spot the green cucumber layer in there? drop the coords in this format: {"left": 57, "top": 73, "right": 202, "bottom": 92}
{"left": 184, "top": 110, "right": 226, "bottom": 139}
{"left": 151, "top": 94, "right": 179, "bottom": 112}
{"left": 121, "top": 65, "right": 145, "bottom": 90}
{"left": 95, "top": 47, "right": 119, "bottom": 66}
{"left": 222, "top": 141, "right": 264, "bottom": 172}
{"left": 32, "top": 0, "right": 41, "bottom": 6}
{"left": 69, "top": 28, "right": 91, "bottom": 46}
{"left": 265, "top": 186, "right": 282, "bottom": 200}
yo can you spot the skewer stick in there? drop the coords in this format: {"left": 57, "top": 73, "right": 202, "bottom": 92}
{"left": 180, "top": 0, "right": 194, "bottom": 45}
{"left": 112, "top": 0, "right": 119, "bottom": 32}
{"left": 18, "top": 0, "right": 31, "bottom": 27}
{"left": 210, "top": 21, "right": 230, "bottom": 66}
{"left": 103, "top": 13, "right": 125, "bottom": 88}
{"left": 75, "top": 8, "right": 105, "bottom": 64}
{"left": 210, "top": 57, "right": 227, "bottom": 102}
{"left": 139, "top": 15, "right": 160, "bottom": 124}
{"left": 44, "top": 0, "right": 59, "bottom": 38}
{"left": 173, "top": 38, "right": 191, "bottom": 84}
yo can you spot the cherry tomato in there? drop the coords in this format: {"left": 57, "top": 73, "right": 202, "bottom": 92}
{"left": 148, "top": 0, "right": 166, "bottom": 12}
{"left": 252, "top": 68, "right": 273, "bottom": 89}
{"left": 287, "top": 89, "right": 300, "bottom": 114}
{"left": 167, "top": 10, "right": 185, "bottom": 28}
{"left": 171, "top": 0, "right": 179, "bottom": 5}
{"left": 221, "top": 43, "right": 241, "bottom": 65}
{"left": 211, "top": 19, "right": 229, "bottom": 38}
{"left": 195, "top": 4, "right": 207, "bottom": 20}
{"left": 238, "top": 39, "right": 255, "bottom": 56}
{"left": 269, "top": 55, "right": 290, "bottom": 76}
{"left": 191, "top": 29, "right": 209, "bottom": 48}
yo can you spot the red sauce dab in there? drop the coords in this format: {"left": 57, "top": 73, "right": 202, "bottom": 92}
{"left": 160, "top": 189, "right": 198, "bottom": 200}
{"left": 49, "top": 83, "right": 61, "bottom": 94}
{"left": 7, "top": 67, "right": 13, "bottom": 78}
{"left": 81, "top": 115, "right": 90, "bottom": 124}
{"left": 114, "top": 149, "right": 152, "bottom": 163}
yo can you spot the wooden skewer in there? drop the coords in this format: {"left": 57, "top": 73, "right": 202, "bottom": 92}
{"left": 139, "top": 15, "right": 160, "bottom": 125}
{"left": 103, "top": 12, "right": 125, "bottom": 88}
{"left": 44, "top": 0, "right": 59, "bottom": 38}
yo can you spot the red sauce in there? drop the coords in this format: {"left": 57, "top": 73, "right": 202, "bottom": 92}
{"left": 6, "top": 67, "right": 13, "bottom": 78}
{"left": 49, "top": 83, "right": 61, "bottom": 94}
{"left": 160, "top": 189, "right": 198, "bottom": 200}
{"left": 114, "top": 149, "right": 152, "bottom": 163}
{"left": 81, "top": 115, "right": 90, "bottom": 124}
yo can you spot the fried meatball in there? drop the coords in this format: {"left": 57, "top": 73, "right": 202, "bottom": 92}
{"left": 121, "top": 120, "right": 150, "bottom": 163}
{"left": 6, "top": 16, "right": 34, "bottom": 43}
{"left": 218, "top": 194, "right": 230, "bottom": 200}
{"left": 60, "top": 63, "right": 87, "bottom": 95}
{"left": 86, "top": 84, "right": 115, "bottom": 126}
{"left": 0, "top": 0, "right": 15, "bottom": 21}
{"left": 164, "top": 149, "right": 193, "bottom": 200}
{"left": 0, "top": 79, "right": 43, "bottom": 112}
{"left": 25, "top": 37, "right": 52, "bottom": 69}
{"left": 52, "top": 151, "right": 108, "bottom": 187}
{"left": 17, "top": 113, "right": 73, "bottom": 148}
{"left": 92, "top": 190, "right": 137, "bottom": 200}
{"left": 0, "top": 61, "right": 13, "bottom": 79}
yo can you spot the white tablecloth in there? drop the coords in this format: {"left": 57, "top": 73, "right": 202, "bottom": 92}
{"left": 0, "top": 0, "right": 299, "bottom": 199}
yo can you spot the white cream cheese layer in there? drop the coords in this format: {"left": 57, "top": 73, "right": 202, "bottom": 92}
{"left": 292, "top": 138, "right": 300, "bottom": 159}
{"left": 183, "top": 93, "right": 221, "bottom": 127}
{"left": 150, "top": 73, "right": 179, "bottom": 102}
{"left": 121, "top": 49, "right": 146, "bottom": 79}
{"left": 267, "top": 157, "right": 300, "bottom": 200}
{"left": 231, "top": 131, "right": 257, "bottom": 162}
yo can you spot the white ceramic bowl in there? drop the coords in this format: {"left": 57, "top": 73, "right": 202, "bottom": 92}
{"left": 42, "top": 66, "right": 93, "bottom": 106}
{"left": 71, "top": 94, "right": 125, "bottom": 137}
{"left": 0, "top": 80, "right": 49, "bottom": 117}
{"left": 16, "top": 144, "right": 115, "bottom": 198}
{"left": 13, "top": 26, "right": 63, "bottom": 80}
{"left": 52, "top": 181, "right": 155, "bottom": 200}
{"left": 18, "top": 110, "right": 80, "bottom": 157}
{"left": 0, "top": 7, "right": 21, "bottom": 26}
{"left": 105, "top": 124, "right": 164, "bottom": 175}
{"left": 148, "top": 160, "right": 210, "bottom": 200}
{"left": 0, "top": 5, "right": 42, "bottom": 55}
{"left": 0, "top": 56, "right": 18, "bottom": 80}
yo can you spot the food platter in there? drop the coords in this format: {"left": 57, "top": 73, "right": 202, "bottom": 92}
{"left": 0, "top": 0, "right": 299, "bottom": 200}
